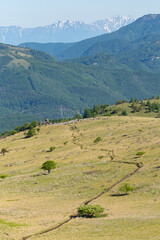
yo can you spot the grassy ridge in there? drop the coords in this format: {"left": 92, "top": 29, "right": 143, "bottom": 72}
{"left": 0, "top": 116, "right": 159, "bottom": 239}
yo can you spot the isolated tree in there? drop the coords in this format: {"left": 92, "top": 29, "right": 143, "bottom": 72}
{"left": 119, "top": 183, "right": 135, "bottom": 195}
{"left": 83, "top": 109, "right": 92, "bottom": 118}
{"left": 78, "top": 205, "right": 104, "bottom": 218}
{"left": 41, "top": 160, "right": 56, "bottom": 174}
{"left": 74, "top": 113, "right": 82, "bottom": 120}
{"left": 1, "top": 148, "right": 8, "bottom": 156}
{"left": 129, "top": 97, "right": 134, "bottom": 103}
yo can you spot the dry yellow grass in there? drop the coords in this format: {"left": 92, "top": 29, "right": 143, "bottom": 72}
{"left": 0, "top": 116, "right": 160, "bottom": 240}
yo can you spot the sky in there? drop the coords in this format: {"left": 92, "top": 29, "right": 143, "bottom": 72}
{"left": 0, "top": 0, "right": 160, "bottom": 28}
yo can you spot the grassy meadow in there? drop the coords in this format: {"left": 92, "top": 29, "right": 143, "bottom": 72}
{"left": 0, "top": 116, "right": 160, "bottom": 239}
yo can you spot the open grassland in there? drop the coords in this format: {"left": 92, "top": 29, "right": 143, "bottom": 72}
{"left": 0, "top": 116, "right": 160, "bottom": 239}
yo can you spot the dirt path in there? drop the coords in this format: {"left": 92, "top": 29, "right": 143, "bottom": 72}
{"left": 22, "top": 162, "right": 141, "bottom": 240}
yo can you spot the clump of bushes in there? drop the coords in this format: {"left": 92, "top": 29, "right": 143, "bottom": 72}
{"left": 0, "top": 120, "right": 40, "bottom": 139}
{"left": 77, "top": 205, "right": 104, "bottom": 218}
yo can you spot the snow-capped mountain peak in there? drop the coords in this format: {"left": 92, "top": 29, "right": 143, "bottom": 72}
{"left": 0, "top": 15, "right": 135, "bottom": 45}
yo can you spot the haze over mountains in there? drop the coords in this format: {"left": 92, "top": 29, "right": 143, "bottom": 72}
{"left": 0, "top": 15, "right": 134, "bottom": 45}
{"left": 1, "top": 14, "right": 160, "bottom": 132}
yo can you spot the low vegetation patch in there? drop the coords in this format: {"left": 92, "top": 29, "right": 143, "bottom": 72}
{"left": 77, "top": 205, "right": 104, "bottom": 218}
{"left": 93, "top": 136, "right": 102, "bottom": 143}
{"left": 136, "top": 152, "right": 145, "bottom": 158}
{"left": 48, "top": 146, "right": 56, "bottom": 152}
{"left": 0, "top": 148, "right": 8, "bottom": 156}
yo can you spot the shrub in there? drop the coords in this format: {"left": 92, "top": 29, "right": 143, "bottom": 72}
{"left": 78, "top": 205, "right": 104, "bottom": 218}
{"left": 63, "top": 141, "right": 68, "bottom": 145}
{"left": 11, "top": 130, "right": 17, "bottom": 135}
{"left": 98, "top": 155, "right": 104, "bottom": 160}
{"left": 93, "top": 137, "right": 102, "bottom": 143}
{"left": 49, "top": 146, "right": 56, "bottom": 152}
{"left": 136, "top": 151, "right": 145, "bottom": 157}
{"left": 1, "top": 148, "right": 8, "bottom": 156}
{"left": 136, "top": 162, "right": 143, "bottom": 168}
{"left": 0, "top": 175, "right": 8, "bottom": 180}
{"left": 119, "top": 183, "right": 135, "bottom": 195}
{"left": 121, "top": 110, "right": 128, "bottom": 116}
{"left": 26, "top": 128, "right": 36, "bottom": 138}
{"left": 115, "top": 100, "right": 128, "bottom": 105}
{"left": 41, "top": 160, "right": 56, "bottom": 174}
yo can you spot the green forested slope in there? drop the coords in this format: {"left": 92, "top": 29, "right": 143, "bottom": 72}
{"left": 0, "top": 44, "right": 160, "bottom": 132}
{"left": 1, "top": 15, "right": 160, "bottom": 132}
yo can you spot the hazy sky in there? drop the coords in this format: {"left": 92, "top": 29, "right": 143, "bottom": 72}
{"left": 0, "top": 0, "right": 160, "bottom": 27}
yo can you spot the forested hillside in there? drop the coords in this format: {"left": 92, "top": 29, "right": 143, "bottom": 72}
{"left": 1, "top": 15, "right": 160, "bottom": 131}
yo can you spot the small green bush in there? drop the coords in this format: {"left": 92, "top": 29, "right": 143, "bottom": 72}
{"left": 98, "top": 155, "right": 104, "bottom": 160}
{"left": 93, "top": 137, "right": 102, "bottom": 143}
{"left": 1, "top": 148, "right": 8, "bottom": 156}
{"left": 121, "top": 110, "right": 128, "bottom": 116}
{"left": 0, "top": 175, "right": 8, "bottom": 180}
{"left": 49, "top": 146, "right": 56, "bottom": 152}
{"left": 136, "top": 151, "right": 145, "bottom": 157}
{"left": 136, "top": 162, "right": 143, "bottom": 168}
{"left": 63, "top": 141, "right": 68, "bottom": 145}
{"left": 78, "top": 205, "right": 104, "bottom": 218}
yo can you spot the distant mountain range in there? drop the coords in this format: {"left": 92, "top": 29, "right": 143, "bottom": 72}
{"left": 0, "top": 15, "right": 135, "bottom": 45}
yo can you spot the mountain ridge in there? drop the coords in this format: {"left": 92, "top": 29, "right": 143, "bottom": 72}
{"left": 0, "top": 15, "right": 135, "bottom": 45}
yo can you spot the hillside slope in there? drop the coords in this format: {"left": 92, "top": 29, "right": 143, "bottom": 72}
{"left": 2, "top": 40, "right": 160, "bottom": 132}
{"left": 0, "top": 116, "right": 159, "bottom": 239}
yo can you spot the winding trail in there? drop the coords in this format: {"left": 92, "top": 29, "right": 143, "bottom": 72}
{"left": 22, "top": 163, "right": 142, "bottom": 240}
